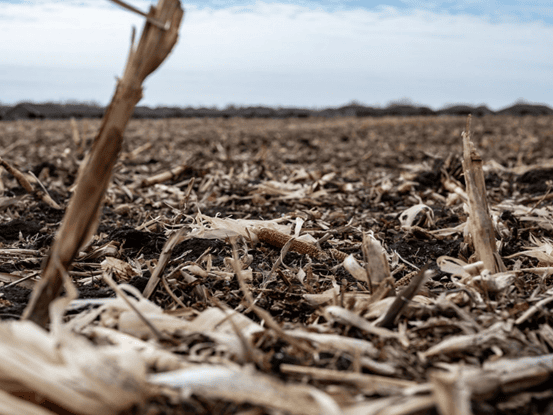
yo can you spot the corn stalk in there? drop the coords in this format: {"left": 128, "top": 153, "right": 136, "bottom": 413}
{"left": 462, "top": 115, "right": 506, "bottom": 274}
{"left": 23, "top": 0, "right": 184, "bottom": 327}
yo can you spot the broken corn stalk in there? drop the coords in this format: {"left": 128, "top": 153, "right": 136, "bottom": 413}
{"left": 462, "top": 115, "right": 506, "bottom": 274}
{"left": 23, "top": 0, "right": 184, "bottom": 327}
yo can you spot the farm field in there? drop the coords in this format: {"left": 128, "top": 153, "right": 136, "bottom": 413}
{"left": 1, "top": 115, "right": 553, "bottom": 414}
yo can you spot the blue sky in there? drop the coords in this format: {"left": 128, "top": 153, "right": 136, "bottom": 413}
{"left": 1, "top": 0, "right": 552, "bottom": 109}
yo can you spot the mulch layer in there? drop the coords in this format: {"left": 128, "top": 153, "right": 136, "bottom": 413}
{"left": 1, "top": 115, "right": 553, "bottom": 415}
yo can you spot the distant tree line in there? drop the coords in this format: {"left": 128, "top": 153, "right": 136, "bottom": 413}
{"left": 1, "top": 101, "right": 552, "bottom": 121}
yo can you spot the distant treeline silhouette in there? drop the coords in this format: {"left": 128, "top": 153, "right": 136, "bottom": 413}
{"left": 1, "top": 102, "right": 552, "bottom": 121}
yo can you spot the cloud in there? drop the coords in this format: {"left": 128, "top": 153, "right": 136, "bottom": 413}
{"left": 398, "top": 0, "right": 553, "bottom": 23}
{"left": 175, "top": 3, "right": 553, "bottom": 78}
{"left": 0, "top": 1, "right": 552, "bottom": 108}
{"left": 0, "top": 1, "right": 148, "bottom": 68}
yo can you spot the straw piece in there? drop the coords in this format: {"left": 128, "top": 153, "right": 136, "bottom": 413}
{"left": 0, "top": 157, "right": 62, "bottom": 210}
{"left": 376, "top": 266, "right": 432, "bottom": 328}
{"left": 140, "top": 164, "right": 189, "bottom": 188}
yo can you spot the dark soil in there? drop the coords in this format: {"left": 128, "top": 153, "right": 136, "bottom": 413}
{"left": 2, "top": 115, "right": 553, "bottom": 414}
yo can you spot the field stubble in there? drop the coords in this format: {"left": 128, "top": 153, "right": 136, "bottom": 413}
{"left": 1, "top": 115, "right": 553, "bottom": 414}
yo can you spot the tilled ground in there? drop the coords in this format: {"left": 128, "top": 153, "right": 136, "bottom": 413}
{"left": 1, "top": 115, "right": 553, "bottom": 414}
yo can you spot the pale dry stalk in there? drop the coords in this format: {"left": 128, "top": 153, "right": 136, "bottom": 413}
{"left": 0, "top": 157, "right": 62, "bottom": 210}
{"left": 140, "top": 163, "right": 189, "bottom": 188}
{"left": 430, "top": 368, "right": 472, "bottom": 415}
{"left": 462, "top": 115, "right": 506, "bottom": 274}
{"left": 363, "top": 231, "right": 391, "bottom": 289}
{"left": 143, "top": 228, "right": 186, "bottom": 299}
{"left": 23, "top": 0, "right": 184, "bottom": 327}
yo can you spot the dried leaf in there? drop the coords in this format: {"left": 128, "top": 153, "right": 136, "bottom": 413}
{"left": 149, "top": 365, "right": 338, "bottom": 415}
{"left": 399, "top": 204, "right": 434, "bottom": 229}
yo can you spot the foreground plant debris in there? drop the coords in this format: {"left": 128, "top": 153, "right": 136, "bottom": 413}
{"left": 1, "top": 112, "right": 553, "bottom": 414}
{"left": 6, "top": 0, "right": 553, "bottom": 413}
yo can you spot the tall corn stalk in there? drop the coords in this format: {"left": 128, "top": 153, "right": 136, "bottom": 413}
{"left": 23, "top": 0, "right": 184, "bottom": 327}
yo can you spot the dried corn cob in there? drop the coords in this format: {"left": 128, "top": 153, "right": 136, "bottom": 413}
{"left": 257, "top": 228, "right": 348, "bottom": 261}
{"left": 257, "top": 228, "right": 326, "bottom": 259}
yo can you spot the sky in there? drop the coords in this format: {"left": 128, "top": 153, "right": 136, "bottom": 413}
{"left": 0, "top": 0, "right": 552, "bottom": 110}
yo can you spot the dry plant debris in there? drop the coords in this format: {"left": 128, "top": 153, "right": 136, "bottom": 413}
{"left": 2, "top": 111, "right": 553, "bottom": 414}
{"left": 1, "top": 17, "right": 553, "bottom": 415}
